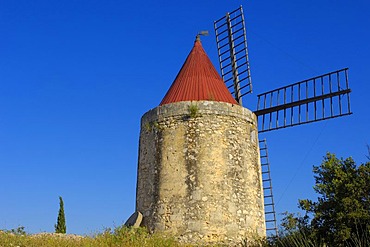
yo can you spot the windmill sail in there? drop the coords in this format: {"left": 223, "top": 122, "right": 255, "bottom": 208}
{"left": 255, "top": 68, "right": 352, "bottom": 132}
{"left": 214, "top": 6, "right": 252, "bottom": 105}
{"left": 213, "top": 6, "right": 352, "bottom": 237}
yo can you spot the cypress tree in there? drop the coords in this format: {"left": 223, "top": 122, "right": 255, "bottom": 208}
{"left": 55, "top": 196, "right": 66, "bottom": 234}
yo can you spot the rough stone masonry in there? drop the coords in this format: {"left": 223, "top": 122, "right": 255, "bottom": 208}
{"left": 136, "top": 100, "right": 266, "bottom": 245}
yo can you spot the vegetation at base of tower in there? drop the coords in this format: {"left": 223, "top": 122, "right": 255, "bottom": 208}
{"left": 188, "top": 104, "right": 199, "bottom": 118}
{"left": 2, "top": 223, "right": 370, "bottom": 247}
{"left": 55, "top": 196, "right": 67, "bottom": 234}
{"left": 271, "top": 152, "right": 370, "bottom": 247}
{"left": 0, "top": 226, "right": 185, "bottom": 247}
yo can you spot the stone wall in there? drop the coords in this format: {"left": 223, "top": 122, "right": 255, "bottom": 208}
{"left": 136, "top": 101, "right": 265, "bottom": 245}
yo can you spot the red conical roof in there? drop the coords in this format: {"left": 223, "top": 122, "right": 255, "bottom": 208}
{"left": 160, "top": 38, "right": 238, "bottom": 106}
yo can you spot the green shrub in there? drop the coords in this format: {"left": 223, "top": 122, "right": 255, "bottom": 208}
{"left": 188, "top": 104, "right": 199, "bottom": 118}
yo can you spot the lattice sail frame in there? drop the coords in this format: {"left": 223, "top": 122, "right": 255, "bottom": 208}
{"left": 214, "top": 6, "right": 352, "bottom": 133}
{"left": 255, "top": 68, "right": 352, "bottom": 132}
{"left": 214, "top": 6, "right": 252, "bottom": 105}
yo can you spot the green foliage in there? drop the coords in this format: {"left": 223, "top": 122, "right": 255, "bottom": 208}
{"left": 144, "top": 121, "right": 161, "bottom": 132}
{"left": 278, "top": 152, "right": 370, "bottom": 246}
{"left": 280, "top": 212, "right": 309, "bottom": 234}
{"left": 188, "top": 104, "right": 199, "bottom": 118}
{"left": 241, "top": 236, "right": 270, "bottom": 247}
{"left": 274, "top": 231, "right": 323, "bottom": 247}
{"left": 276, "top": 212, "right": 320, "bottom": 247}
{"left": 144, "top": 121, "right": 152, "bottom": 132}
{"left": 55, "top": 196, "right": 67, "bottom": 234}
{"left": 2, "top": 226, "right": 26, "bottom": 235}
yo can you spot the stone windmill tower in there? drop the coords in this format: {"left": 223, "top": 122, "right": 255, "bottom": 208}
{"left": 134, "top": 5, "right": 352, "bottom": 245}
{"left": 136, "top": 35, "right": 265, "bottom": 245}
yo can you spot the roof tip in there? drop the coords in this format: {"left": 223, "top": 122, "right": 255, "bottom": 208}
{"left": 195, "top": 34, "right": 201, "bottom": 42}
{"left": 159, "top": 35, "right": 238, "bottom": 106}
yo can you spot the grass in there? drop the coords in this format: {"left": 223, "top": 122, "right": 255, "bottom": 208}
{"left": 2, "top": 226, "right": 369, "bottom": 247}
{"left": 0, "top": 226, "right": 267, "bottom": 247}
{"left": 266, "top": 229, "right": 370, "bottom": 247}
{"left": 0, "top": 226, "right": 185, "bottom": 247}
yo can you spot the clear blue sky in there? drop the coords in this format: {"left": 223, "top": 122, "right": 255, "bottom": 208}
{"left": 1, "top": 0, "right": 369, "bottom": 235}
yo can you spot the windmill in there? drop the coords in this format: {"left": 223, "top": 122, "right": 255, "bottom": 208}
{"left": 213, "top": 6, "right": 352, "bottom": 236}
